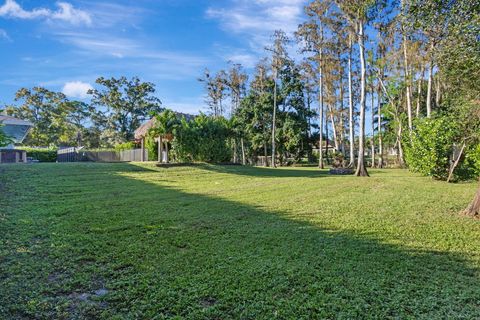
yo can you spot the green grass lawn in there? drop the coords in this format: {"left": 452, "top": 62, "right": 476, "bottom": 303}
{"left": 1, "top": 163, "right": 479, "bottom": 319}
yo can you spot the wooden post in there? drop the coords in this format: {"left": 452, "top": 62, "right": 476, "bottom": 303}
{"left": 165, "top": 141, "right": 169, "bottom": 163}
{"left": 22, "top": 151, "right": 27, "bottom": 163}
{"left": 157, "top": 136, "right": 163, "bottom": 163}
{"left": 141, "top": 138, "right": 145, "bottom": 162}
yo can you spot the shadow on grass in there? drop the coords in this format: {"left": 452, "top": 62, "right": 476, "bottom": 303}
{"left": 1, "top": 163, "right": 479, "bottom": 319}
{"left": 196, "top": 163, "right": 333, "bottom": 178}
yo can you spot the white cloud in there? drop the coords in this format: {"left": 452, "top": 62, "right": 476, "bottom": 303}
{"left": 0, "top": 0, "right": 91, "bottom": 25}
{"left": 206, "top": 0, "right": 306, "bottom": 63}
{"left": 0, "top": 28, "right": 10, "bottom": 41}
{"left": 206, "top": 0, "right": 306, "bottom": 42}
{"left": 62, "top": 81, "right": 93, "bottom": 99}
{"left": 50, "top": 2, "right": 92, "bottom": 26}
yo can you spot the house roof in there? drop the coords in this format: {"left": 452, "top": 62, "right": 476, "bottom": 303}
{"left": 0, "top": 115, "right": 33, "bottom": 143}
{"left": 0, "top": 115, "right": 33, "bottom": 126}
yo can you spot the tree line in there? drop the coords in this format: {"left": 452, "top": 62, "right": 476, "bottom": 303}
{"left": 3, "top": 77, "right": 162, "bottom": 148}
{"left": 1, "top": 0, "right": 478, "bottom": 215}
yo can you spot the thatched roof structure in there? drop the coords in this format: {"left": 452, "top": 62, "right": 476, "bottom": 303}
{"left": 134, "top": 112, "right": 194, "bottom": 140}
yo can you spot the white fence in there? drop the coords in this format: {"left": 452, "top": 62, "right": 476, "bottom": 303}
{"left": 57, "top": 148, "right": 148, "bottom": 162}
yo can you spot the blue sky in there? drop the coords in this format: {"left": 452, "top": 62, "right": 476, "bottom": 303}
{"left": 0, "top": 0, "right": 308, "bottom": 114}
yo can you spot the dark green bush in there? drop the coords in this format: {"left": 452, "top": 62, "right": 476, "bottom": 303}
{"left": 173, "top": 114, "right": 232, "bottom": 163}
{"left": 20, "top": 147, "right": 57, "bottom": 162}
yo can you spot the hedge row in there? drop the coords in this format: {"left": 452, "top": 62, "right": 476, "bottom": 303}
{"left": 19, "top": 148, "right": 57, "bottom": 162}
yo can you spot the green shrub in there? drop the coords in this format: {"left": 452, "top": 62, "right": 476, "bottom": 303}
{"left": 114, "top": 141, "right": 137, "bottom": 152}
{"left": 173, "top": 114, "right": 232, "bottom": 163}
{"left": 145, "top": 135, "right": 158, "bottom": 161}
{"left": 20, "top": 147, "right": 57, "bottom": 162}
{"left": 403, "top": 116, "right": 457, "bottom": 180}
{"left": 464, "top": 144, "right": 480, "bottom": 178}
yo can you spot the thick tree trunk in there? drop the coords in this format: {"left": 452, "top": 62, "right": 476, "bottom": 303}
{"left": 348, "top": 36, "right": 355, "bottom": 168}
{"left": 355, "top": 22, "right": 369, "bottom": 177}
{"left": 464, "top": 184, "right": 480, "bottom": 218}
{"left": 272, "top": 79, "right": 277, "bottom": 168}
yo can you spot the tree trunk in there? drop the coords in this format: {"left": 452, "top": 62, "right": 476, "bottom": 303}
{"left": 233, "top": 139, "right": 238, "bottom": 163}
{"left": 348, "top": 35, "right": 355, "bottom": 168}
{"left": 241, "top": 137, "right": 246, "bottom": 165}
{"left": 426, "top": 42, "right": 434, "bottom": 118}
{"left": 165, "top": 141, "right": 169, "bottom": 163}
{"left": 318, "top": 57, "right": 325, "bottom": 169}
{"left": 355, "top": 21, "right": 369, "bottom": 177}
{"left": 339, "top": 71, "right": 346, "bottom": 156}
{"left": 435, "top": 76, "right": 441, "bottom": 108}
{"left": 464, "top": 183, "right": 480, "bottom": 218}
{"left": 272, "top": 79, "right": 277, "bottom": 168}
{"left": 402, "top": 10, "right": 413, "bottom": 132}
{"left": 447, "top": 142, "right": 466, "bottom": 183}
{"left": 325, "top": 113, "right": 329, "bottom": 164}
{"left": 416, "top": 65, "right": 425, "bottom": 117}
{"left": 328, "top": 104, "right": 339, "bottom": 151}
{"left": 377, "top": 87, "right": 383, "bottom": 168}
{"left": 264, "top": 141, "right": 268, "bottom": 167}
{"left": 370, "top": 87, "right": 375, "bottom": 168}
{"left": 397, "top": 123, "right": 405, "bottom": 168}
{"left": 158, "top": 137, "right": 162, "bottom": 163}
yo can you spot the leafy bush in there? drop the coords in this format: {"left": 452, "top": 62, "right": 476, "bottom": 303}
{"left": 173, "top": 114, "right": 232, "bottom": 163}
{"left": 145, "top": 135, "right": 158, "bottom": 161}
{"left": 114, "top": 141, "right": 137, "bottom": 152}
{"left": 464, "top": 144, "right": 480, "bottom": 178}
{"left": 403, "top": 116, "right": 457, "bottom": 180}
{"left": 20, "top": 147, "right": 57, "bottom": 162}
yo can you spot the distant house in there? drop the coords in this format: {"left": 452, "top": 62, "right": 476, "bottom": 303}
{"left": 312, "top": 139, "right": 336, "bottom": 154}
{"left": 0, "top": 114, "right": 33, "bottom": 163}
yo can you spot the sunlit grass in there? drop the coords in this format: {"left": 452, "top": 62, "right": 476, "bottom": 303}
{"left": 1, "top": 163, "right": 479, "bottom": 319}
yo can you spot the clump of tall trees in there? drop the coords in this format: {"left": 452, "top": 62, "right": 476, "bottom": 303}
{"left": 195, "top": 0, "right": 479, "bottom": 215}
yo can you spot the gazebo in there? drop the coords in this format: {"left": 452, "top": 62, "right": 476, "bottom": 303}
{"left": 134, "top": 118, "right": 171, "bottom": 163}
{"left": 0, "top": 114, "right": 33, "bottom": 163}
{"left": 134, "top": 112, "right": 193, "bottom": 163}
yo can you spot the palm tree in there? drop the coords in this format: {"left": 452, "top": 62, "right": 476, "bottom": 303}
{"left": 151, "top": 109, "right": 180, "bottom": 163}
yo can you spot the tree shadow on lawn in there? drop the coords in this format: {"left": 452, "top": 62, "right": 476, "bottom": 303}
{"left": 2, "top": 163, "right": 479, "bottom": 319}
{"left": 196, "top": 163, "right": 335, "bottom": 178}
